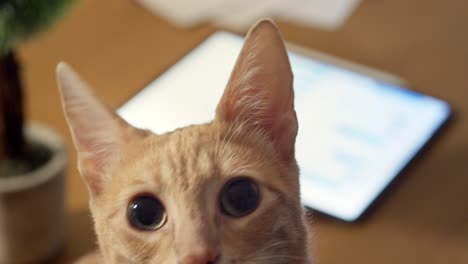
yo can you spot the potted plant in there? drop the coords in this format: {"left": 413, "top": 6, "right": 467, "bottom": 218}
{"left": 0, "top": 1, "right": 73, "bottom": 263}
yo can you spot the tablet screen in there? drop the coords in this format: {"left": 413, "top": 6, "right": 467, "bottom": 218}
{"left": 118, "top": 32, "right": 451, "bottom": 221}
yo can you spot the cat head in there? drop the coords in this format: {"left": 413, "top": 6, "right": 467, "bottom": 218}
{"left": 57, "top": 20, "right": 310, "bottom": 264}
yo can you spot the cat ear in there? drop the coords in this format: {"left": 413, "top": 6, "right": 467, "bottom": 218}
{"left": 56, "top": 62, "right": 133, "bottom": 195}
{"left": 215, "top": 20, "right": 297, "bottom": 162}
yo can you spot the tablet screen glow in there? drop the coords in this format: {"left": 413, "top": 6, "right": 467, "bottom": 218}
{"left": 118, "top": 32, "right": 450, "bottom": 221}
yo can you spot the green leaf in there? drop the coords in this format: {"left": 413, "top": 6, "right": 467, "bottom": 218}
{"left": 0, "top": 0, "right": 75, "bottom": 54}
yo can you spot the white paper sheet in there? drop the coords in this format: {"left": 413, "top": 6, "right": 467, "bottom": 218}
{"left": 136, "top": 0, "right": 218, "bottom": 27}
{"left": 136, "top": 0, "right": 362, "bottom": 31}
{"left": 274, "top": 0, "right": 363, "bottom": 30}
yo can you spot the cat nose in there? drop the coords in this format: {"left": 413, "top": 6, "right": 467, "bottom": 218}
{"left": 179, "top": 247, "right": 219, "bottom": 264}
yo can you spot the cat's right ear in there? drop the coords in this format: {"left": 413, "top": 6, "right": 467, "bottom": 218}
{"left": 215, "top": 20, "right": 297, "bottom": 162}
{"left": 56, "top": 62, "right": 132, "bottom": 195}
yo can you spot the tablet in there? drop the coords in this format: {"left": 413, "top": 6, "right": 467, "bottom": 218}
{"left": 117, "top": 32, "right": 451, "bottom": 222}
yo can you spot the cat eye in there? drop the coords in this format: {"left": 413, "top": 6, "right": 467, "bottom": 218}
{"left": 128, "top": 195, "right": 167, "bottom": 231}
{"left": 220, "top": 177, "right": 260, "bottom": 218}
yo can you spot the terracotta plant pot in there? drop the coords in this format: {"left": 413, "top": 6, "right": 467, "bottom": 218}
{"left": 0, "top": 123, "right": 67, "bottom": 263}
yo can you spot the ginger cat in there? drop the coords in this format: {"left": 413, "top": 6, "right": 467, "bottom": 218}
{"left": 57, "top": 20, "right": 312, "bottom": 264}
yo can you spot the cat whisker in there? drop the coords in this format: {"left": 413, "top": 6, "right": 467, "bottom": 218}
{"left": 255, "top": 240, "right": 294, "bottom": 253}
{"left": 238, "top": 239, "right": 297, "bottom": 263}
{"left": 248, "top": 253, "right": 307, "bottom": 264}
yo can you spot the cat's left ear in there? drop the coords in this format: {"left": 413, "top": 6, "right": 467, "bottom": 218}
{"left": 215, "top": 20, "right": 297, "bottom": 162}
{"left": 56, "top": 63, "right": 138, "bottom": 195}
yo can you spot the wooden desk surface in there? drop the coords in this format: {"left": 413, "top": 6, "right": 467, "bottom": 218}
{"left": 19, "top": 0, "right": 468, "bottom": 263}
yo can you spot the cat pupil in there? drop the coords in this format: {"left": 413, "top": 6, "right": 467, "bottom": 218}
{"left": 220, "top": 177, "right": 260, "bottom": 217}
{"left": 128, "top": 196, "right": 167, "bottom": 231}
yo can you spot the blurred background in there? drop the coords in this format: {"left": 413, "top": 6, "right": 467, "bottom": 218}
{"left": 1, "top": 0, "right": 467, "bottom": 263}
